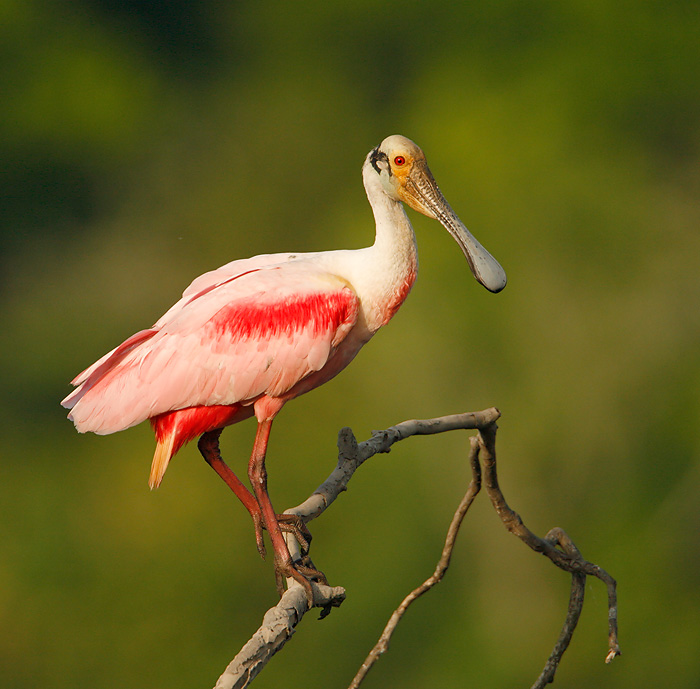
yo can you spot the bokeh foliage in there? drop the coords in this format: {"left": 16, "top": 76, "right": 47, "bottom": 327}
{"left": 1, "top": 1, "right": 699, "bottom": 687}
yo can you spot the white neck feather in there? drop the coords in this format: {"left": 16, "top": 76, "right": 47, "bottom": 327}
{"left": 351, "top": 163, "right": 419, "bottom": 330}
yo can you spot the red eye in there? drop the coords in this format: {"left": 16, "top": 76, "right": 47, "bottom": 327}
{"left": 393, "top": 155, "right": 406, "bottom": 166}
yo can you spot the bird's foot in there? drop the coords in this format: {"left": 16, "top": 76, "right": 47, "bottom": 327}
{"left": 275, "top": 513, "right": 313, "bottom": 556}
{"left": 274, "top": 556, "right": 329, "bottom": 611}
{"left": 275, "top": 555, "right": 332, "bottom": 620}
{"left": 255, "top": 513, "right": 313, "bottom": 559}
{"left": 292, "top": 558, "right": 335, "bottom": 620}
{"left": 294, "top": 555, "right": 328, "bottom": 587}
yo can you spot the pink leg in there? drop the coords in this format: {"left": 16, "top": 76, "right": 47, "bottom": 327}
{"left": 198, "top": 429, "right": 266, "bottom": 557}
{"left": 248, "top": 419, "right": 319, "bottom": 601}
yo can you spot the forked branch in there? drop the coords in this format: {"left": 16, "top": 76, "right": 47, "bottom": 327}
{"left": 475, "top": 423, "right": 620, "bottom": 683}
{"left": 211, "top": 408, "right": 620, "bottom": 689}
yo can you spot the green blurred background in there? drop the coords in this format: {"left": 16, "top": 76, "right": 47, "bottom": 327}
{"left": 1, "top": 1, "right": 699, "bottom": 687}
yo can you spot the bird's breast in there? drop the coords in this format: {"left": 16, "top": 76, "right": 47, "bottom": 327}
{"left": 348, "top": 253, "right": 418, "bottom": 333}
{"left": 377, "top": 264, "right": 417, "bottom": 327}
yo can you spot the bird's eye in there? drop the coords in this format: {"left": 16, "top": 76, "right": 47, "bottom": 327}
{"left": 393, "top": 155, "right": 406, "bottom": 166}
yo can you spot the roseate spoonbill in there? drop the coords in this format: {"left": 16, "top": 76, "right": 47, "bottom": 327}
{"left": 62, "top": 135, "right": 506, "bottom": 598}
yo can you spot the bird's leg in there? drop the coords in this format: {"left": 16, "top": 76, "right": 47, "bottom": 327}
{"left": 248, "top": 418, "right": 325, "bottom": 602}
{"left": 198, "top": 429, "right": 266, "bottom": 558}
{"left": 198, "top": 429, "right": 312, "bottom": 559}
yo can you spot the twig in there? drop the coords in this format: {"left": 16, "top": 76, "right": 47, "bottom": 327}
{"left": 531, "top": 529, "right": 587, "bottom": 688}
{"left": 475, "top": 423, "right": 621, "bottom": 677}
{"left": 347, "top": 435, "right": 483, "bottom": 689}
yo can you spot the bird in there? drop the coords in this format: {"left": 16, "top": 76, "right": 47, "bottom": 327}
{"left": 62, "top": 134, "right": 506, "bottom": 599}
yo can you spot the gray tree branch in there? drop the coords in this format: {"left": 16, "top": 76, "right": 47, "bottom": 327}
{"left": 210, "top": 408, "right": 619, "bottom": 689}
{"left": 213, "top": 583, "right": 345, "bottom": 689}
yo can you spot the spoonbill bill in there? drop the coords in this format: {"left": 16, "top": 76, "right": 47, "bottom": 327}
{"left": 62, "top": 135, "right": 506, "bottom": 598}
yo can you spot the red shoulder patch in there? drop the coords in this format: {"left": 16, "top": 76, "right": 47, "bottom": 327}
{"left": 209, "top": 289, "right": 357, "bottom": 340}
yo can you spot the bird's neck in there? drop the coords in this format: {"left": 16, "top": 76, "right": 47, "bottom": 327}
{"left": 357, "top": 166, "right": 419, "bottom": 330}
{"left": 363, "top": 166, "right": 413, "bottom": 252}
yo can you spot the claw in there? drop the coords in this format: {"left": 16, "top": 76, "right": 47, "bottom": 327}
{"left": 273, "top": 555, "right": 329, "bottom": 610}
{"left": 276, "top": 513, "right": 313, "bottom": 556}
{"left": 259, "top": 513, "right": 313, "bottom": 556}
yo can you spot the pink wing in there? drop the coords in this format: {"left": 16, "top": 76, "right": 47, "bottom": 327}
{"left": 68, "top": 252, "right": 303, "bottom": 389}
{"left": 62, "top": 260, "right": 359, "bottom": 435}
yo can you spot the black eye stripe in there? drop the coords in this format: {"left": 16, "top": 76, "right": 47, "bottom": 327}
{"left": 369, "top": 148, "right": 392, "bottom": 176}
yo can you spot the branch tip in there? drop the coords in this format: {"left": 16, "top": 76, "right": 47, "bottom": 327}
{"left": 606, "top": 647, "right": 621, "bottom": 664}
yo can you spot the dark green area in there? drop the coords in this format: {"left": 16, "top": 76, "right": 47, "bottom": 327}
{"left": 2, "top": 1, "right": 699, "bottom": 687}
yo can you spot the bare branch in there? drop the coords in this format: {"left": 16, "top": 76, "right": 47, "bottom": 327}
{"left": 347, "top": 436, "right": 483, "bottom": 689}
{"left": 210, "top": 407, "right": 619, "bottom": 689}
{"left": 475, "top": 423, "right": 621, "bottom": 671}
{"left": 213, "top": 409, "right": 501, "bottom": 687}
{"left": 212, "top": 583, "right": 345, "bottom": 689}
{"left": 349, "top": 412, "right": 620, "bottom": 688}
{"left": 283, "top": 407, "right": 501, "bottom": 528}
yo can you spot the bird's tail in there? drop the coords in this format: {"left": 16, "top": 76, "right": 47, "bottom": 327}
{"left": 149, "top": 433, "right": 176, "bottom": 490}
{"left": 148, "top": 404, "right": 250, "bottom": 489}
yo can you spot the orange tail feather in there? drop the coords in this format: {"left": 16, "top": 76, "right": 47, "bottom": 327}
{"left": 149, "top": 433, "right": 176, "bottom": 489}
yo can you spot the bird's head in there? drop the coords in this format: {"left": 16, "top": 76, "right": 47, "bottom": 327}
{"left": 368, "top": 134, "right": 507, "bottom": 294}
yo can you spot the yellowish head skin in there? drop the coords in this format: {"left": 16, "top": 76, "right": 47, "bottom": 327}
{"left": 375, "top": 135, "right": 441, "bottom": 219}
